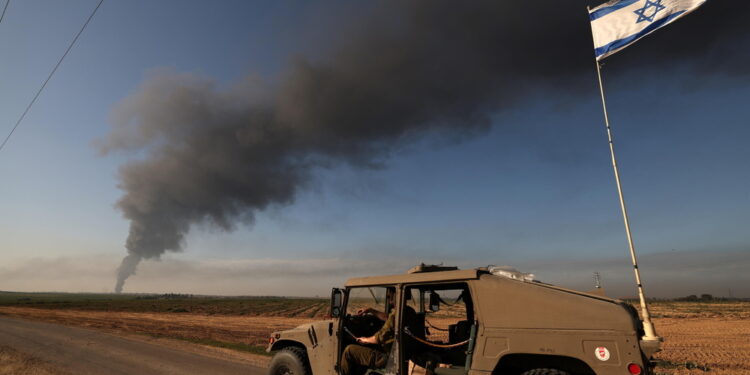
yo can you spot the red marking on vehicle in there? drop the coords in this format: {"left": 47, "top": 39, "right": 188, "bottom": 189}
{"left": 595, "top": 346, "right": 610, "bottom": 361}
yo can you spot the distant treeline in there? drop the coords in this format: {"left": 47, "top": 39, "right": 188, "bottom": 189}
{"left": 135, "top": 293, "right": 194, "bottom": 300}
{"left": 672, "top": 294, "right": 748, "bottom": 302}
{"left": 623, "top": 295, "right": 749, "bottom": 302}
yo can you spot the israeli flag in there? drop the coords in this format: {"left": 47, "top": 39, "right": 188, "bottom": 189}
{"left": 589, "top": 0, "right": 707, "bottom": 60}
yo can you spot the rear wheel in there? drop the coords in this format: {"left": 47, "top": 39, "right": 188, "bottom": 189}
{"left": 269, "top": 347, "right": 311, "bottom": 375}
{"left": 520, "top": 369, "right": 571, "bottom": 375}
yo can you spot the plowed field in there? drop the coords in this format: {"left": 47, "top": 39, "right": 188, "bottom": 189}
{"left": 646, "top": 302, "right": 750, "bottom": 375}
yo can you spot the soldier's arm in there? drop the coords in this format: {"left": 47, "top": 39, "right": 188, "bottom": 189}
{"left": 358, "top": 307, "right": 387, "bottom": 321}
{"left": 374, "top": 311, "right": 395, "bottom": 344}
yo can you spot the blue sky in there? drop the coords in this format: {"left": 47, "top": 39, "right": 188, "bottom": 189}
{"left": 0, "top": 0, "right": 748, "bottom": 297}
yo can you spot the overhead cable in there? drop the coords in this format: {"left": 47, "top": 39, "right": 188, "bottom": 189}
{"left": 0, "top": 0, "right": 104, "bottom": 153}
{"left": 0, "top": 0, "right": 9, "bottom": 25}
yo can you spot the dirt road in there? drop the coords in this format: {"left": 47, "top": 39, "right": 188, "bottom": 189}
{"left": 0, "top": 316, "right": 266, "bottom": 375}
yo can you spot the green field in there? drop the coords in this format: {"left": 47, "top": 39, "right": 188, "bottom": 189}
{"left": 0, "top": 291, "right": 328, "bottom": 317}
{"left": 3, "top": 291, "right": 746, "bottom": 318}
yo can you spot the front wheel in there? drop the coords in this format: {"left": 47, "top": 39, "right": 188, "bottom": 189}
{"left": 520, "top": 369, "right": 571, "bottom": 375}
{"left": 268, "top": 347, "right": 311, "bottom": 375}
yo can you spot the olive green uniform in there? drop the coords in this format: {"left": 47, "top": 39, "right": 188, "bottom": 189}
{"left": 340, "top": 310, "right": 395, "bottom": 375}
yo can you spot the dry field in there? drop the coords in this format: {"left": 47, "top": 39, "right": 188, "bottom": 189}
{"left": 645, "top": 302, "right": 750, "bottom": 375}
{"left": 0, "top": 295, "right": 748, "bottom": 374}
{"left": 0, "top": 306, "right": 316, "bottom": 350}
{"left": 0, "top": 345, "right": 70, "bottom": 375}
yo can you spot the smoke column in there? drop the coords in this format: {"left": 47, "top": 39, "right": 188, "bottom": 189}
{"left": 98, "top": 1, "right": 750, "bottom": 293}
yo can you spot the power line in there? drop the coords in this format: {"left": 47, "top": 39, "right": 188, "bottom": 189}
{"left": 0, "top": 0, "right": 104, "bottom": 153}
{"left": 0, "top": 0, "right": 9, "bottom": 25}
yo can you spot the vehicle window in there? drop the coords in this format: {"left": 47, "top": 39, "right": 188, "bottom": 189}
{"left": 346, "top": 286, "right": 388, "bottom": 316}
{"left": 423, "top": 288, "right": 468, "bottom": 342}
{"left": 405, "top": 287, "right": 423, "bottom": 313}
{"left": 403, "top": 284, "right": 472, "bottom": 344}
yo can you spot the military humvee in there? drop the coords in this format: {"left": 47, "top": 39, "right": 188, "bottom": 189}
{"left": 267, "top": 265, "right": 661, "bottom": 375}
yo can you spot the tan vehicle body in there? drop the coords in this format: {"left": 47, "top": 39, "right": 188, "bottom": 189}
{"left": 268, "top": 268, "right": 658, "bottom": 375}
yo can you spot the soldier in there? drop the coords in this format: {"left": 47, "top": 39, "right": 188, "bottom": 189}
{"left": 341, "top": 289, "right": 424, "bottom": 375}
{"left": 340, "top": 290, "right": 397, "bottom": 375}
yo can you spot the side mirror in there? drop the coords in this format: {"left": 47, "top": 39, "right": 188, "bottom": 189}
{"left": 429, "top": 291, "right": 440, "bottom": 312}
{"left": 331, "top": 288, "right": 344, "bottom": 318}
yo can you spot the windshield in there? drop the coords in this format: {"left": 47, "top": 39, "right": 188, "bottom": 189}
{"left": 346, "top": 286, "right": 388, "bottom": 316}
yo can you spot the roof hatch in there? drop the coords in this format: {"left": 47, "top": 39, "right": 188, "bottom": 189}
{"left": 407, "top": 264, "right": 459, "bottom": 274}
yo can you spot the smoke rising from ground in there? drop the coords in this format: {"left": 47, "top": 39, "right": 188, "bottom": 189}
{"left": 99, "top": 1, "right": 750, "bottom": 293}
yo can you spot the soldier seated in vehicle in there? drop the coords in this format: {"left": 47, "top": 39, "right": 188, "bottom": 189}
{"left": 341, "top": 289, "right": 419, "bottom": 375}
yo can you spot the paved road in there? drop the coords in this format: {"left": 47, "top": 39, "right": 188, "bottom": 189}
{"left": 0, "top": 316, "right": 266, "bottom": 375}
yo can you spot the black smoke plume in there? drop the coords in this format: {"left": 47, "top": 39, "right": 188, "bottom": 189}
{"left": 99, "top": 1, "right": 750, "bottom": 293}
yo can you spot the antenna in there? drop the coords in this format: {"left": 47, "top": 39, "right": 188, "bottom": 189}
{"left": 593, "top": 272, "right": 602, "bottom": 289}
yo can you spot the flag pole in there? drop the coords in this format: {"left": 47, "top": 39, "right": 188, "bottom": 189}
{"left": 587, "top": 7, "right": 660, "bottom": 342}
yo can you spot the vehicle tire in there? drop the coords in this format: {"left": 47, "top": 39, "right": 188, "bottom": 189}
{"left": 268, "top": 347, "right": 311, "bottom": 375}
{"left": 519, "top": 369, "right": 571, "bottom": 375}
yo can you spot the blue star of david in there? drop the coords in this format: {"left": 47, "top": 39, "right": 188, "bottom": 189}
{"left": 634, "top": 0, "right": 666, "bottom": 23}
